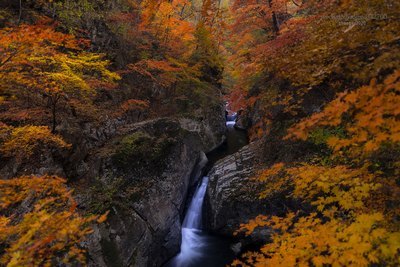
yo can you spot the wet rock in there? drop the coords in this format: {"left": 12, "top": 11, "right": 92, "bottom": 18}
{"left": 230, "top": 242, "right": 242, "bottom": 255}
{"left": 0, "top": 103, "right": 225, "bottom": 267}
{"left": 205, "top": 142, "right": 265, "bottom": 235}
{"left": 234, "top": 109, "right": 251, "bottom": 130}
{"left": 205, "top": 141, "right": 270, "bottom": 245}
{"left": 81, "top": 116, "right": 225, "bottom": 267}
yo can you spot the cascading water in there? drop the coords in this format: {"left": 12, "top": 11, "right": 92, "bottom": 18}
{"left": 226, "top": 112, "right": 237, "bottom": 127}
{"left": 166, "top": 175, "right": 234, "bottom": 267}
{"left": 170, "top": 177, "right": 210, "bottom": 267}
{"left": 182, "top": 177, "right": 209, "bottom": 229}
{"left": 165, "top": 109, "right": 247, "bottom": 267}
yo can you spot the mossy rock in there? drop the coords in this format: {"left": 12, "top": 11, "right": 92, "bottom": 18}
{"left": 112, "top": 131, "right": 176, "bottom": 173}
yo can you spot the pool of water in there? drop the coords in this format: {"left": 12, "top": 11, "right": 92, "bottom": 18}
{"left": 164, "top": 111, "right": 248, "bottom": 267}
{"left": 164, "top": 177, "right": 236, "bottom": 267}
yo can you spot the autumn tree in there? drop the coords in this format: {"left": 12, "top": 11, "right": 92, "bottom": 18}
{"left": 0, "top": 124, "right": 70, "bottom": 161}
{"left": 115, "top": 98, "right": 151, "bottom": 119}
{"left": 0, "top": 18, "right": 120, "bottom": 132}
{"left": 230, "top": 72, "right": 400, "bottom": 267}
{"left": 227, "top": 0, "right": 400, "bottom": 139}
{"left": 0, "top": 175, "right": 108, "bottom": 266}
{"left": 139, "top": 0, "right": 195, "bottom": 52}
{"left": 234, "top": 161, "right": 400, "bottom": 266}
{"left": 286, "top": 71, "right": 400, "bottom": 158}
{"left": 225, "top": 0, "right": 400, "bottom": 265}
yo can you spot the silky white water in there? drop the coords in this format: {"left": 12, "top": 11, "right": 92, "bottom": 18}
{"left": 171, "top": 177, "right": 209, "bottom": 267}
{"left": 183, "top": 177, "right": 209, "bottom": 229}
{"left": 226, "top": 112, "right": 237, "bottom": 127}
{"left": 165, "top": 110, "right": 244, "bottom": 267}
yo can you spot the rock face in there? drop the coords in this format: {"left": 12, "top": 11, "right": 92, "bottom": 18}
{"left": 234, "top": 109, "right": 251, "bottom": 130}
{"left": 81, "top": 116, "right": 225, "bottom": 267}
{"left": 0, "top": 110, "right": 148, "bottom": 180}
{"left": 205, "top": 141, "right": 265, "bottom": 237}
{"left": 0, "top": 102, "right": 225, "bottom": 267}
{"left": 205, "top": 138, "right": 306, "bottom": 250}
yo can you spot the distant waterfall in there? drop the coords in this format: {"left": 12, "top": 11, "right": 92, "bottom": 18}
{"left": 226, "top": 112, "right": 237, "bottom": 127}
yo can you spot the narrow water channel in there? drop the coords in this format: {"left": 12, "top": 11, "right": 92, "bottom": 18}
{"left": 165, "top": 111, "right": 248, "bottom": 267}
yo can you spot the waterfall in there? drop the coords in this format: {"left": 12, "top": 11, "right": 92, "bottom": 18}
{"left": 167, "top": 177, "right": 209, "bottom": 267}
{"left": 226, "top": 112, "right": 237, "bottom": 127}
{"left": 183, "top": 177, "right": 209, "bottom": 229}
{"left": 165, "top": 108, "right": 245, "bottom": 267}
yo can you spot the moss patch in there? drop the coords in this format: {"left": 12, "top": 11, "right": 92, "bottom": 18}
{"left": 86, "top": 177, "right": 124, "bottom": 214}
{"left": 112, "top": 131, "right": 176, "bottom": 173}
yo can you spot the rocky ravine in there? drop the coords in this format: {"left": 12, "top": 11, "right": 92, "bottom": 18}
{"left": 80, "top": 114, "right": 226, "bottom": 267}
{"left": 0, "top": 102, "right": 226, "bottom": 266}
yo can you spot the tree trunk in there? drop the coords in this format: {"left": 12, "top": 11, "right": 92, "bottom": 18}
{"left": 268, "top": 0, "right": 280, "bottom": 34}
{"left": 50, "top": 95, "right": 60, "bottom": 133}
{"left": 51, "top": 102, "right": 57, "bottom": 133}
{"left": 18, "top": 0, "right": 22, "bottom": 24}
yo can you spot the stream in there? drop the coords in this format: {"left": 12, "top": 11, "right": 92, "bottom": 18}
{"left": 164, "top": 111, "right": 248, "bottom": 267}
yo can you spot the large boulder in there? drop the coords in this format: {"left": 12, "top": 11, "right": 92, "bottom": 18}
{"left": 204, "top": 140, "right": 292, "bottom": 250}
{"left": 80, "top": 116, "right": 225, "bottom": 267}
{"left": 205, "top": 142, "right": 265, "bottom": 237}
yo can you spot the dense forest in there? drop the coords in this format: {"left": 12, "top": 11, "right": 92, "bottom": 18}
{"left": 0, "top": 0, "right": 399, "bottom": 266}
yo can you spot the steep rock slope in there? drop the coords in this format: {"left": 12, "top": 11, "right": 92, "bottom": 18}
{"left": 205, "top": 142, "right": 269, "bottom": 244}
{"left": 79, "top": 114, "right": 225, "bottom": 266}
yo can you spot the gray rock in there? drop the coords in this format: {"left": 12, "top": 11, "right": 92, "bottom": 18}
{"left": 205, "top": 141, "right": 270, "bottom": 245}
{"left": 230, "top": 242, "right": 242, "bottom": 255}
{"left": 82, "top": 116, "right": 225, "bottom": 267}
{"left": 0, "top": 105, "right": 225, "bottom": 267}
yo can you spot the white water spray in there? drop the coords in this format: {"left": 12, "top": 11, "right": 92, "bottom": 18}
{"left": 171, "top": 177, "right": 209, "bottom": 267}
{"left": 165, "top": 109, "right": 242, "bottom": 267}
{"left": 226, "top": 112, "right": 237, "bottom": 127}
{"left": 183, "top": 177, "right": 209, "bottom": 229}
